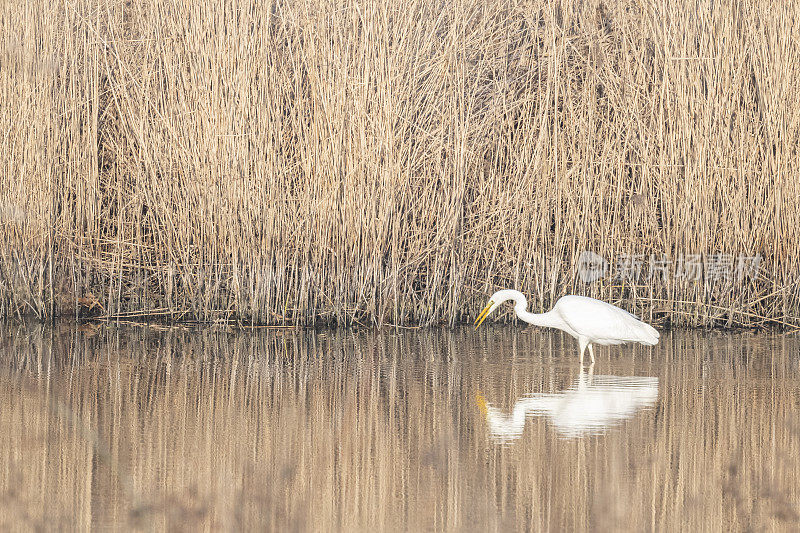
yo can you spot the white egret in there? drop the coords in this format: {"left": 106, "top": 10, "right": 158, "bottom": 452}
{"left": 474, "top": 290, "right": 659, "bottom": 364}
{"left": 476, "top": 368, "right": 659, "bottom": 440}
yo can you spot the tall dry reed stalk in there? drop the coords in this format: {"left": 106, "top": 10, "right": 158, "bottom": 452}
{"left": 1, "top": 0, "right": 799, "bottom": 326}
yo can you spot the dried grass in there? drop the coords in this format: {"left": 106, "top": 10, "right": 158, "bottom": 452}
{"left": 2, "top": 0, "right": 799, "bottom": 326}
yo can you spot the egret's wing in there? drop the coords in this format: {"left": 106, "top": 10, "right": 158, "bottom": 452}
{"left": 554, "top": 295, "right": 659, "bottom": 345}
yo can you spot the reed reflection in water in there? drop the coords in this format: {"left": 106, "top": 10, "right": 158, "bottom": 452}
{"left": 0, "top": 323, "right": 799, "bottom": 531}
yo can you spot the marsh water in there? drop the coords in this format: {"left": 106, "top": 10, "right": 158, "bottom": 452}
{"left": 1, "top": 323, "right": 798, "bottom": 531}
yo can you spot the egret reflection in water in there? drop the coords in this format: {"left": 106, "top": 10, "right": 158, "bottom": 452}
{"left": 477, "top": 367, "right": 659, "bottom": 441}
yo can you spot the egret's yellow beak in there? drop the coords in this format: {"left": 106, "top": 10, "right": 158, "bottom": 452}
{"left": 473, "top": 300, "right": 494, "bottom": 329}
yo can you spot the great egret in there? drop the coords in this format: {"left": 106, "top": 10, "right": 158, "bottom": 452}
{"left": 476, "top": 368, "right": 659, "bottom": 440}
{"left": 474, "top": 290, "right": 659, "bottom": 364}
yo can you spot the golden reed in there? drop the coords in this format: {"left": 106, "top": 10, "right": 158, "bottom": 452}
{"left": 1, "top": 0, "right": 799, "bottom": 326}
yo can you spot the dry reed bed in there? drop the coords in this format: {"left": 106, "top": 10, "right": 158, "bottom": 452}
{"left": 1, "top": 0, "right": 799, "bottom": 326}
{"left": 0, "top": 324, "right": 798, "bottom": 530}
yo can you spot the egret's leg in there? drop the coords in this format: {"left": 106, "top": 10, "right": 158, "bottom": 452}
{"left": 588, "top": 344, "right": 595, "bottom": 363}
{"left": 579, "top": 338, "right": 588, "bottom": 365}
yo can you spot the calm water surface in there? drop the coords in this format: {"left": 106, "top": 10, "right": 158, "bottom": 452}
{"left": 1, "top": 323, "right": 799, "bottom": 531}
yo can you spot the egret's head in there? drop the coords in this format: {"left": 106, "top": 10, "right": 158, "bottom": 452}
{"left": 473, "top": 289, "right": 526, "bottom": 328}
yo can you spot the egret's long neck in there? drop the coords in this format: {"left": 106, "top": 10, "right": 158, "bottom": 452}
{"left": 513, "top": 298, "right": 562, "bottom": 329}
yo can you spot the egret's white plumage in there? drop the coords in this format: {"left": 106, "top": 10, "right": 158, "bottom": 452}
{"left": 474, "top": 289, "right": 659, "bottom": 364}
